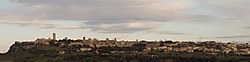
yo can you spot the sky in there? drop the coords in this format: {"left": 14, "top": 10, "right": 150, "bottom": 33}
{"left": 0, "top": 0, "right": 250, "bottom": 53}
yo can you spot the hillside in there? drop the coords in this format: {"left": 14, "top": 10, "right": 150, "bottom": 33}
{"left": 0, "top": 42, "right": 64, "bottom": 62}
{"left": 0, "top": 41, "right": 250, "bottom": 62}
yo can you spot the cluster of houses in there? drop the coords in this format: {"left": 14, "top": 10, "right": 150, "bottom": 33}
{"left": 34, "top": 35, "right": 250, "bottom": 55}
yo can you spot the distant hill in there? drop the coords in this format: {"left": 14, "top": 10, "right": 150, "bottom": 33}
{"left": 0, "top": 41, "right": 250, "bottom": 62}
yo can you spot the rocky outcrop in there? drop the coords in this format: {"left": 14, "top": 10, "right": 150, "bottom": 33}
{"left": 7, "top": 42, "right": 38, "bottom": 53}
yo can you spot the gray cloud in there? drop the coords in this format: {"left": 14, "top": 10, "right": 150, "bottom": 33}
{"left": 245, "top": 27, "right": 250, "bottom": 29}
{"left": 60, "top": 22, "right": 157, "bottom": 33}
{"left": 39, "top": 25, "right": 55, "bottom": 29}
{"left": 204, "top": 0, "right": 250, "bottom": 21}
{"left": 10, "top": 0, "right": 195, "bottom": 21}
{"left": 0, "top": 21, "right": 55, "bottom": 29}
{"left": 90, "top": 23, "right": 157, "bottom": 33}
{"left": 215, "top": 35, "right": 250, "bottom": 39}
{"left": 158, "top": 31, "right": 188, "bottom": 35}
{"left": 60, "top": 26, "right": 84, "bottom": 30}
{"left": 0, "top": 0, "right": 201, "bottom": 33}
{"left": 5, "top": 0, "right": 250, "bottom": 33}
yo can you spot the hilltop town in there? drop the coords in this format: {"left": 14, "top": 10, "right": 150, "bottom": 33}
{"left": 1, "top": 33, "right": 250, "bottom": 62}
{"left": 13, "top": 33, "right": 250, "bottom": 55}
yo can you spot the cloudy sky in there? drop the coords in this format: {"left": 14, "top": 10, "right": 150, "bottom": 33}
{"left": 0, "top": 0, "right": 250, "bottom": 52}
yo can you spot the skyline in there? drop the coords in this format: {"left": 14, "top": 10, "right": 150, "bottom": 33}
{"left": 1, "top": 0, "right": 250, "bottom": 53}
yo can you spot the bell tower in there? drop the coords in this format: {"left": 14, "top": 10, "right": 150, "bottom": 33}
{"left": 53, "top": 33, "right": 56, "bottom": 41}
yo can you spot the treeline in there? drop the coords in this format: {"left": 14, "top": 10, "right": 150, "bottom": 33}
{"left": 44, "top": 53, "right": 250, "bottom": 62}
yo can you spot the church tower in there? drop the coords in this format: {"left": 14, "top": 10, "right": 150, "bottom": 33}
{"left": 53, "top": 33, "right": 56, "bottom": 41}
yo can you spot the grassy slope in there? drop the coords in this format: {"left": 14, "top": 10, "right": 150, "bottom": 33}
{"left": 0, "top": 46, "right": 63, "bottom": 62}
